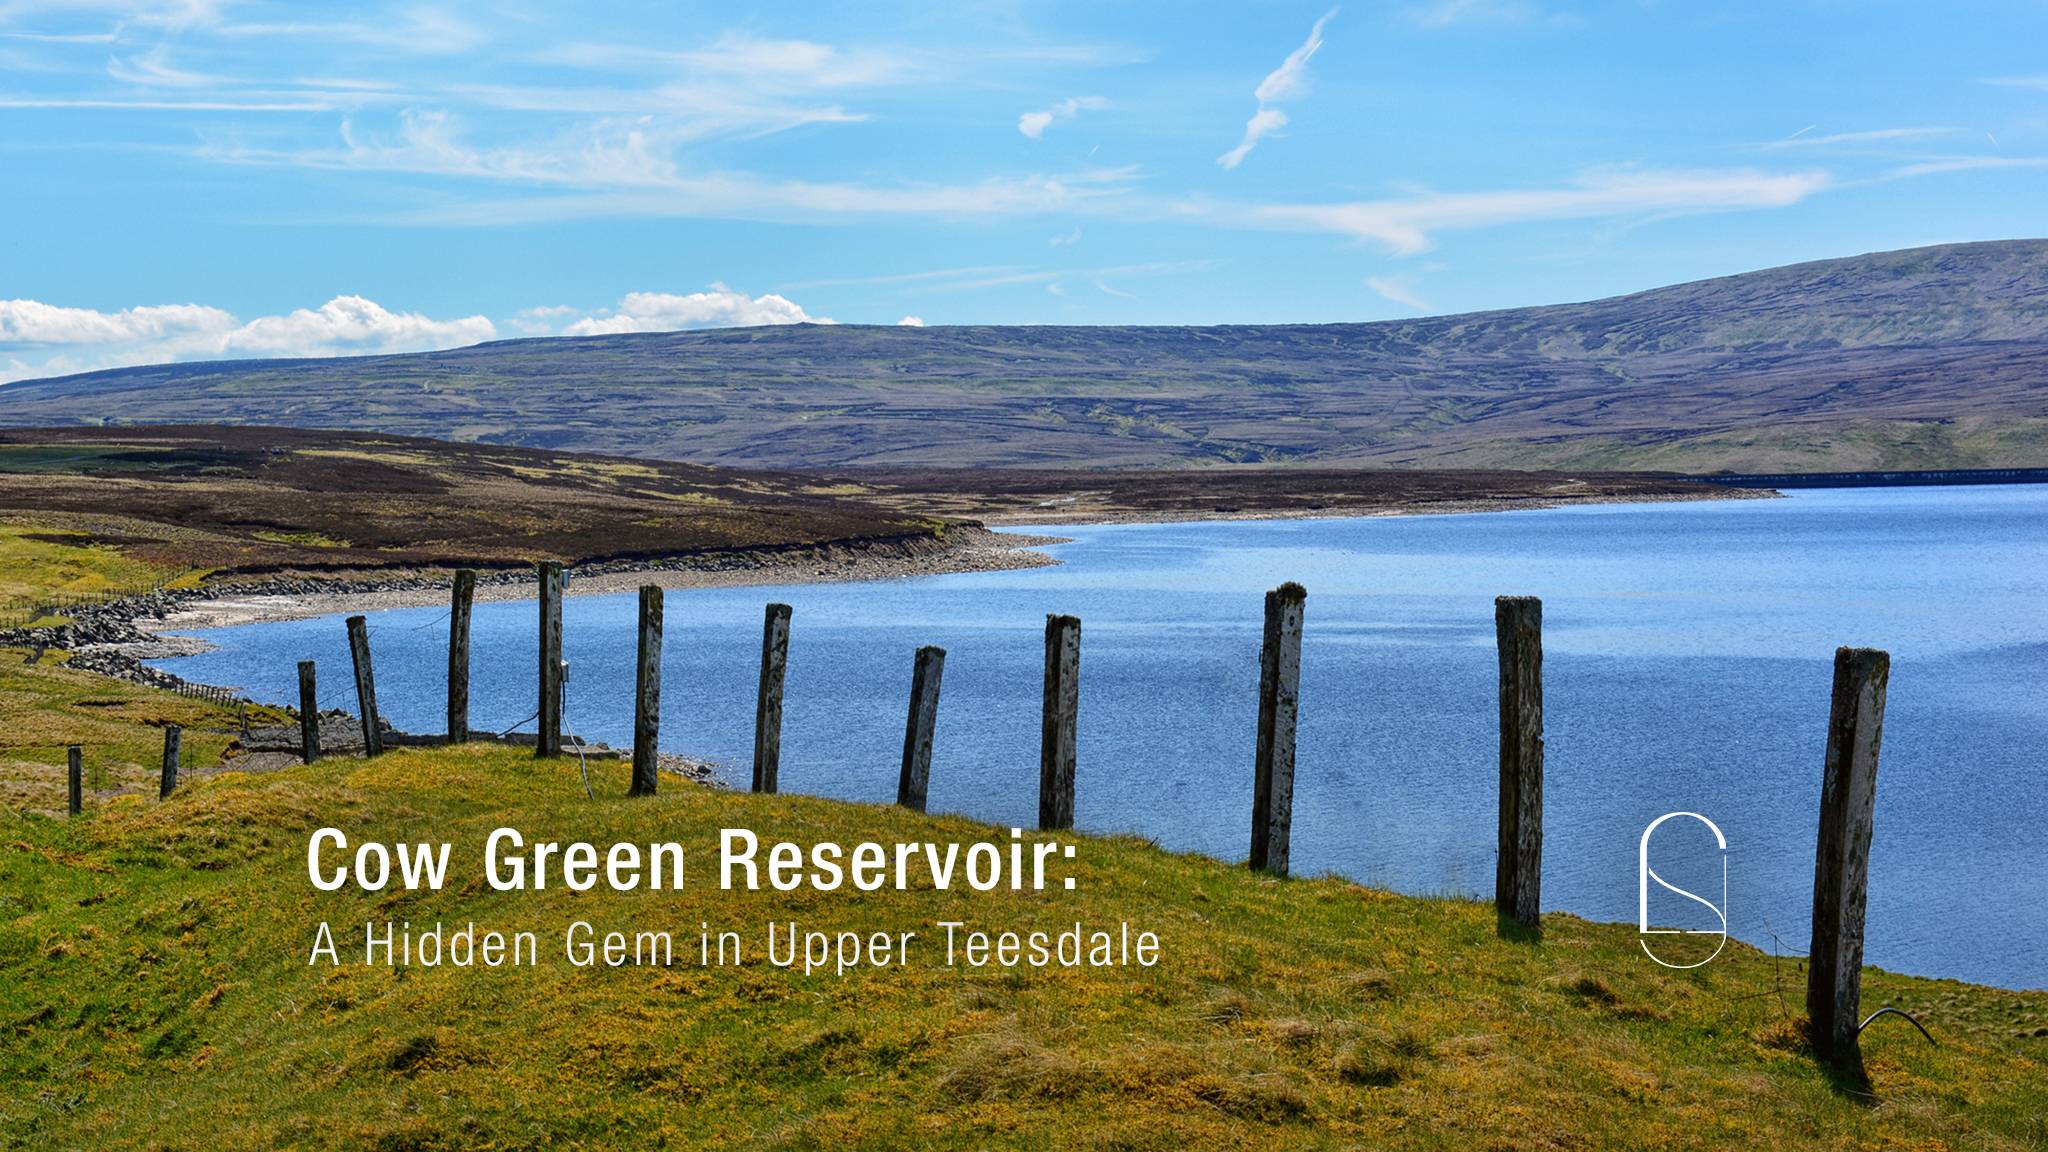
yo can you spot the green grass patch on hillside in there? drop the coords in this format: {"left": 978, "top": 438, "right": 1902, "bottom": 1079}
{"left": 4, "top": 739, "right": 2044, "bottom": 1150}
{"left": 0, "top": 648, "right": 288, "bottom": 812}
{"left": 0, "top": 525, "right": 177, "bottom": 622}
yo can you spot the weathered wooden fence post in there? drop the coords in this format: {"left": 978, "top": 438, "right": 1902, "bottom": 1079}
{"left": 345, "top": 615, "right": 383, "bottom": 757}
{"left": 159, "top": 724, "right": 180, "bottom": 799}
{"left": 753, "top": 602, "right": 791, "bottom": 794}
{"left": 1807, "top": 646, "right": 1890, "bottom": 1066}
{"left": 67, "top": 745, "right": 82, "bottom": 817}
{"left": 448, "top": 568, "right": 476, "bottom": 743}
{"left": 1250, "top": 584, "right": 1306, "bottom": 875}
{"left": 1040, "top": 613, "right": 1080, "bottom": 831}
{"left": 897, "top": 645, "right": 946, "bottom": 812}
{"left": 630, "top": 585, "right": 663, "bottom": 797}
{"left": 297, "top": 660, "right": 320, "bottom": 764}
{"left": 537, "top": 561, "right": 564, "bottom": 757}
{"left": 1494, "top": 595, "right": 1544, "bottom": 933}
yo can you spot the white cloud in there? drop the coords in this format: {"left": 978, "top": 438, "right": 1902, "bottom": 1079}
{"left": 215, "top": 8, "right": 486, "bottom": 56}
{"left": 1049, "top": 226, "right": 1082, "bottom": 246}
{"left": 222, "top": 295, "right": 494, "bottom": 356}
{"left": 0, "top": 294, "right": 494, "bottom": 382}
{"left": 1018, "top": 95, "right": 1106, "bottom": 139}
{"left": 1366, "top": 276, "right": 1430, "bottom": 310}
{"left": 1882, "top": 154, "right": 2048, "bottom": 180}
{"left": 1204, "top": 165, "right": 1831, "bottom": 254}
{"left": 559, "top": 286, "right": 826, "bottom": 335}
{"left": 1763, "top": 126, "right": 1951, "bottom": 149}
{"left": 509, "top": 304, "right": 580, "bottom": 335}
{"left": 897, "top": 315, "right": 926, "bottom": 326}
{"left": 1219, "top": 11, "right": 1334, "bottom": 169}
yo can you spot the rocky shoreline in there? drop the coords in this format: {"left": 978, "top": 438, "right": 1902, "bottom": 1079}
{"left": 1, "top": 525, "right": 1065, "bottom": 701}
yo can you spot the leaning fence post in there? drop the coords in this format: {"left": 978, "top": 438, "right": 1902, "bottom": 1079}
{"left": 160, "top": 724, "right": 180, "bottom": 799}
{"left": 1807, "top": 647, "right": 1890, "bottom": 1066}
{"left": 537, "top": 561, "right": 564, "bottom": 757}
{"left": 897, "top": 645, "right": 946, "bottom": 812}
{"left": 1494, "top": 595, "right": 1544, "bottom": 933}
{"left": 345, "top": 615, "right": 383, "bottom": 757}
{"left": 297, "top": 660, "right": 320, "bottom": 764}
{"left": 1040, "top": 614, "right": 1080, "bottom": 831}
{"left": 1250, "top": 584, "right": 1306, "bottom": 876}
{"left": 753, "top": 603, "right": 791, "bottom": 794}
{"left": 448, "top": 568, "right": 476, "bottom": 743}
{"left": 67, "top": 745, "right": 82, "bottom": 816}
{"left": 630, "top": 585, "right": 663, "bottom": 797}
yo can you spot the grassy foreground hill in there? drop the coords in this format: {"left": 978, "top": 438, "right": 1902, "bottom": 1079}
{"left": 4, "top": 731, "right": 2046, "bottom": 1150}
{"left": 6, "top": 241, "right": 2047, "bottom": 472}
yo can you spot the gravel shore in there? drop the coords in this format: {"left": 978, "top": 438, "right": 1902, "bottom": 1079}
{"left": 144, "top": 525, "right": 1065, "bottom": 633}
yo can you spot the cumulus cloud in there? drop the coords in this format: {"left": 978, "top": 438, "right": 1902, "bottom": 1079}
{"left": 1219, "top": 10, "right": 1334, "bottom": 169}
{"left": 559, "top": 285, "right": 827, "bottom": 335}
{"left": 0, "top": 295, "right": 494, "bottom": 382}
{"left": 897, "top": 315, "right": 926, "bottom": 326}
{"left": 1018, "top": 96, "right": 1106, "bottom": 139}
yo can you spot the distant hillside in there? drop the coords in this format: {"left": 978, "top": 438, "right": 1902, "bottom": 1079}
{"left": 8, "top": 241, "right": 2048, "bottom": 471}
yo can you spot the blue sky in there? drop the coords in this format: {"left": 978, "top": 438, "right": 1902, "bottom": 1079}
{"left": 2, "top": 0, "right": 2045, "bottom": 380}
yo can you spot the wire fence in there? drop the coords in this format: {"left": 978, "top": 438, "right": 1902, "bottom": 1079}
{"left": 0, "top": 569, "right": 199, "bottom": 631}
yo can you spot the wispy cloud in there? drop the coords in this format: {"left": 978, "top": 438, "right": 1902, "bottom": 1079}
{"left": 215, "top": 8, "right": 486, "bottom": 56}
{"left": 1189, "top": 165, "right": 1832, "bottom": 254}
{"left": 0, "top": 95, "right": 338, "bottom": 110}
{"left": 1366, "top": 276, "right": 1430, "bottom": 310}
{"left": 541, "top": 32, "right": 909, "bottom": 90}
{"left": 104, "top": 47, "right": 222, "bottom": 87}
{"left": 1219, "top": 9, "right": 1334, "bottom": 169}
{"left": 1763, "top": 126, "right": 1952, "bottom": 149}
{"left": 1018, "top": 95, "right": 1106, "bottom": 139}
{"left": 3, "top": 29, "right": 121, "bottom": 43}
{"left": 1882, "top": 154, "right": 2048, "bottom": 180}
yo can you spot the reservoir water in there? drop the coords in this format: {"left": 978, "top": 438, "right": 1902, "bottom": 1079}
{"left": 154, "top": 486, "right": 2047, "bottom": 989}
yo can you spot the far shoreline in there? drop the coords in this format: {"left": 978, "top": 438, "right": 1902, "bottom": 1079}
{"left": 130, "top": 485, "right": 1773, "bottom": 645}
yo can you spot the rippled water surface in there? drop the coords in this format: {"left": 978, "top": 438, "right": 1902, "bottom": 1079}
{"left": 156, "top": 486, "right": 2048, "bottom": 988}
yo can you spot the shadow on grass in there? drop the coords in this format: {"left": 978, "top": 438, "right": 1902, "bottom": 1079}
{"left": 1494, "top": 912, "right": 1542, "bottom": 944}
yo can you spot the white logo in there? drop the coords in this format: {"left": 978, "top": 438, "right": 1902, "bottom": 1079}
{"left": 1637, "top": 812, "right": 1728, "bottom": 969}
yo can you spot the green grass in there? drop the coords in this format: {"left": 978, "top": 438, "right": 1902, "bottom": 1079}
{"left": 0, "top": 647, "right": 288, "bottom": 812}
{"left": 3, "top": 736, "right": 2043, "bottom": 1150}
{"left": 0, "top": 525, "right": 177, "bottom": 621}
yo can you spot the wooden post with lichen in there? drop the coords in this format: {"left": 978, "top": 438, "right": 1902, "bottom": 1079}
{"left": 1039, "top": 613, "right": 1080, "bottom": 831}
{"left": 159, "top": 724, "right": 180, "bottom": 799}
{"left": 1250, "top": 583, "right": 1305, "bottom": 875}
{"left": 297, "top": 660, "right": 320, "bottom": 764}
{"left": 630, "top": 584, "right": 662, "bottom": 797}
{"left": 1494, "top": 595, "right": 1544, "bottom": 933}
{"left": 537, "top": 561, "right": 564, "bottom": 758}
{"left": 448, "top": 568, "right": 475, "bottom": 743}
{"left": 753, "top": 603, "right": 791, "bottom": 794}
{"left": 897, "top": 646, "right": 945, "bottom": 812}
{"left": 1807, "top": 647, "right": 1890, "bottom": 1066}
{"left": 345, "top": 615, "right": 383, "bottom": 757}
{"left": 67, "top": 745, "right": 82, "bottom": 817}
